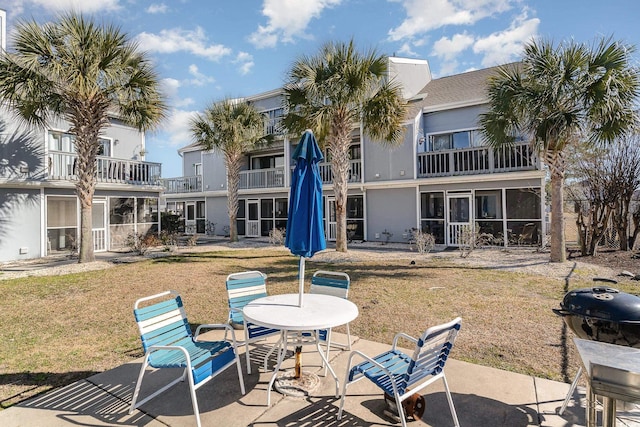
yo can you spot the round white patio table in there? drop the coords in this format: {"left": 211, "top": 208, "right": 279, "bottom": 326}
{"left": 242, "top": 293, "right": 359, "bottom": 406}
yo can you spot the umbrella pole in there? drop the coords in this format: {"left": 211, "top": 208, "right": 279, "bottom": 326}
{"left": 298, "top": 256, "right": 305, "bottom": 307}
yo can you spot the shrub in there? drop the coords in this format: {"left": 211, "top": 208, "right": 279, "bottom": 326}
{"left": 412, "top": 229, "right": 435, "bottom": 254}
{"left": 126, "top": 232, "right": 159, "bottom": 255}
{"left": 269, "top": 228, "right": 285, "bottom": 246}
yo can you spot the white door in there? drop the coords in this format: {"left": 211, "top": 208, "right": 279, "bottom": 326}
{"left": 326, "top": 197, "right": 336, "bottom": 241}
{"left": 185, "top": 202, "right": 196, "bottom": 234}
{"left": 246, "top": 200, "right": 259, "bottom": 237}
{"left": 446, "top": 194, "right": 472, "bottom": 246}
{"left": 92, "top": 201, "right": 107, "bottom": 252}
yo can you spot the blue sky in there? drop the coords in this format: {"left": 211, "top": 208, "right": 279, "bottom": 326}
{"left": 3, "top": 0, "right": 640, "bottom": 177}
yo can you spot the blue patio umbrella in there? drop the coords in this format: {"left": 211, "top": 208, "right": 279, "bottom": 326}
{"left": 285, "top": 129, "right": 326, "bottom": 307}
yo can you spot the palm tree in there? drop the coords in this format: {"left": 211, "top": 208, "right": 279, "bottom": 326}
{"left": 190, "top": 98, "right": 269, "bottom": 242}
{"left": 480, "top": 37, "right": 639, "bottom": 262}
{"left": 283, "top": 39, "right": 407, "bottom": 252}
{"left": 0, "top": 13, "right": 167, "bottom": 263}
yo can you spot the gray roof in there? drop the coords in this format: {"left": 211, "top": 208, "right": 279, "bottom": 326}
{"left": 413, "top": 63, "right": 518, "bottom": 112}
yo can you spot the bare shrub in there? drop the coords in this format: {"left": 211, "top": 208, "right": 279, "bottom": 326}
{"left": 268, "top": 228, "right": 285, "bottom": 246}
{"left": 126, "top": 232, "right": 159, "bottom": 255}
{"left": 412, "top": 229, "right": 435, "bottom": 254}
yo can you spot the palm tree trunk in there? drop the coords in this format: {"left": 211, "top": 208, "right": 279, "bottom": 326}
{"left": 226, "top": 153, "right": 241, "bottom": 243}
{"left": 548, "top": 152, "right": 566, "bottom": 263}
{"left": 330, "top": 112, "right": 352, "bottom": 252}
{"left": 75, "top": 140, "right": 98, "bottom": 263}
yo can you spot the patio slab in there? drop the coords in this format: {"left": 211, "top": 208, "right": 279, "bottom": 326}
{"left": 1, "top": 331, "right": 637, "bottom": 426}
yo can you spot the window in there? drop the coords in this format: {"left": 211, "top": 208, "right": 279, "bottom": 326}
{"left": 475, "top": 190, "right": 502, "bottom": 219}
{"left": 46, "top": 196, "right": 78, "bottom": 253}
{"left": 48, "top": 131, "right": 75, "bottom": 153}
{"left": 98, "top": 138, "right": 111, "bottom": 157}
{"left": 428, "top": 130, "right": 485, "bottom": 152}
{"left": 137, "top": 198, "right": 159, "bottom": 224}
{"left": 194, "top": 163, "right": 202, "bottom": 176}
{"left": 251, "top": 155, "right": 284, "bottom": 170}
{"left": 420, "top": 192, "right": 445, "bottom": 244}
{"left": 265, "top": 108, "right": 284, "bottom": 134}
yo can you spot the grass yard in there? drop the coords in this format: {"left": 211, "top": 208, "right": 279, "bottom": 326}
{"left": 1, "top": 247, "right": 634, "bottom": 409}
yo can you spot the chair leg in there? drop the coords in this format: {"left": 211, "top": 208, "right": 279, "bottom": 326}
{"left": 323, "top": 329, "right": 331, "bottom": 377}
{"left": 185, "top": 369, "right": 202, "bottom": 427}
{"left": 442, "top": 375, "right": 460, "bottom": 427}
{"left": 129, "top": 354, "right": 150, "bottom": 414}
{"left": 235, "top": 352, "right": 246, "bottom": 395}
{"left": 394, "top": 392, "right": 407, "bottom": 427}
{"left": 559, "top": 366, "right": 582, "bottom": 415}
{"left": 243, "top": 323, "right": 253, "bottom": 374}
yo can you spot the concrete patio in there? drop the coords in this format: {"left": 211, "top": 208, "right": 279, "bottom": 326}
{"left": 0, "top": 330, "right": 638, "bottom": 427}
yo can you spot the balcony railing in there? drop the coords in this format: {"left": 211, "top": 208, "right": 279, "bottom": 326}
{"left": 48, "top": 151, "right": 161, "bottom": 185}
{"left": 239, "top": 167, "right": 285, "bottom": 189}
{"left": 160, "top": 176, "right": 203, "bottom": 193}
{"left": 416, "top": 142, "right": 538, "bottom": 178}
{"left": 318, "top": 160, "right": 362, "bottom": 184}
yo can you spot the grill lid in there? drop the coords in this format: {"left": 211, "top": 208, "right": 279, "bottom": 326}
{"left": 560, "top": 287, "right": 640, "bottom": 322}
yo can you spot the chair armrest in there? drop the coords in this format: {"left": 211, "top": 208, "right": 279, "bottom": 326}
{"left": 345, "top": 350, "right": 395, "bottom": 380}
{"left": 392, "top": 332, "right": 418, "bottom": 350}
{"left": 194, "top": 323, "right": 238, "bottom": 346}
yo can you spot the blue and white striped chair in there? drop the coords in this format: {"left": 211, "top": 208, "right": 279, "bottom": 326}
{"left": 309, "top": 270, "right": 351, "bottom": 372}
{"left": 338, "top": 317, "right": 462, "bottom": 427}
{"left": 130, "top": 290, "right": 245, "bottom": 427}
{"left": 226, "top": 271, "right": 281, "bottom": 374}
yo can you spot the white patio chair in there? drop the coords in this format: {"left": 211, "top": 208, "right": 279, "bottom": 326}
{"left": 225, "top": 270, "right": 281, "bottom": 374}
{"left": 338, "top": 317, "right": 462, "bottom": 427}
{"left": 130, "top": 290, "right": 245, "bottom": 427}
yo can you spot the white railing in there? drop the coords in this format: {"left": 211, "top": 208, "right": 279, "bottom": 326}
{"left": 317, "top": 160, "right": 362, "bottom": 184}
{"left": 160, "top": 176, "right": 203, "bottom": 193}
{"left": 92, "top": 229, "right": 106, "bottom": 252}
{"left": 246, "top": 220, "right": 259, "bottom": 237}
{"left": 48, "top": 151, "right": 162, "bottom": 185}
{"left": 417, "top": 142, "right": 538, "bottom": 178}
{"left": 239, "top": 167, "right": 285, "bottom": 189}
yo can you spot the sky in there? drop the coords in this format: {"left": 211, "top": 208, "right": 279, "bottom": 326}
{"left": 2, "top": 0, "right": 640, "bottom": 177}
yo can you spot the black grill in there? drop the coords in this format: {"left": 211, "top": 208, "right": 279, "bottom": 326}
{"left": 553, "top": 286, "right": 640, "bottom": 348}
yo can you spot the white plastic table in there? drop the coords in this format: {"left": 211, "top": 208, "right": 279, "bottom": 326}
{"left": 242, "top": 293, "right": 359, "bottom": 405}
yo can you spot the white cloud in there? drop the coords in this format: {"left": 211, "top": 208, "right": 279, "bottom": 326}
{"left": 146, "top": 3, "right": 168, "bottom": 14}
{"left": 234, "top": 52, "right": 254, "bottom": 75}
{"left": 161, "top": 78, "right": 182, "bottom": 98}
{"left": 187, "top": 64, "right": 216, "bottom": 86}
{"left": 473, "top": 11, "right": 539, "bottom": 66}
{"left": 388, "top": 0, "right": 512, "bottom": 41}
{"left": 397, "top": 42, "right": 418, "bottom": 57}
{"left": 432, "top": 32, "right": 475, "bottom": 61}
{"left": 161, "top": 109, "right": 199, "bottom": 147}
{"left": 136, "top": 27, "right": 231, "bottom": 61}
{"left": 27, "top": 0, "right": 121, "bottom": 12}
{"left": 249, "top": 0, "right": 342, "bottom": 48}
{"left": 160, "top": 78, "right": 195, "bottom": 108}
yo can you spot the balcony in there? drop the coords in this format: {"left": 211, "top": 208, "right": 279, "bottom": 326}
{"left": 416, "top": 142, "right": 538, "bottom": 178}
{"left": 318, "top": 160, "right": 362, "bottom": 184}
{"left": 239, "top": 167, "right": 285, "bottom": 189}
{"left": 160, "top": 176, "right": 203, "bottom": 194}
{"left": 47, "top": 151, "right": 161, "bottom": 185}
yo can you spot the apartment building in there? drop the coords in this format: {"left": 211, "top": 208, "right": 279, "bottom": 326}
{"left": 162, "top": 57, "right": 545, "bottom": 248}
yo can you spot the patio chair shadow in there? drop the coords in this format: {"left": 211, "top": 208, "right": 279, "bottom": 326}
{"left": 89, "top": 360, "right": 260, "bottom": 418}
{"left": 0, "top": 371, "right": 99, "bottom": 408}
{"left": 15, "top": 379, "right": 151, "bottom": 426}
{"left": 249, "top": 395, "right": 384, "bottom": 426}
